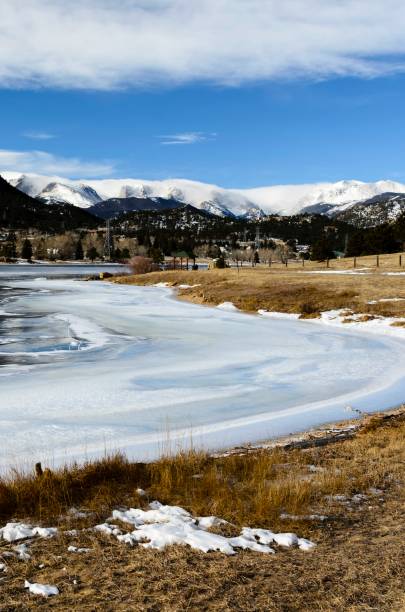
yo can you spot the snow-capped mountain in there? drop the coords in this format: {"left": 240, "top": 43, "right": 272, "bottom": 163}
{"left": 333, "top": 193, "right": 405, "bottom": 228}
{"left": 236, "top": 179, "right": 405, "bottom": 216}
{"left": 3, "top": 173, "right": 405, "bottom": 220}
{"left": 1, "top": 172, "right": 264, "bottom": 219}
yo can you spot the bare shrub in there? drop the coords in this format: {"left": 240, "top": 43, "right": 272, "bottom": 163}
{"left": 300, "top": 302, "right": 319, "bottom": 316}
{"left": 129, "top": 256, "right": 159, "bottom": 275}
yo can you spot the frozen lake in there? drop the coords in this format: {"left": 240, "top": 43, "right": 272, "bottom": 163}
{"left": 1, "top": 264, "right": 405, "bottom": 471}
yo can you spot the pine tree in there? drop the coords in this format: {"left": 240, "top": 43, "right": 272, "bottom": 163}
{"left": 86, "top": 246, "right": 98, "bottom": 261}
{"left": 21, "top": 238, "right": 33, "bottom": 261}
{"left": 310, "top": 237, "right": 334, "bottom": 261}
{"left": 75, "top": 240, "right": 84, "bottom": 260}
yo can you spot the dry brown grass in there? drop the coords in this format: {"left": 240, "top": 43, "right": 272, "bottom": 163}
{"left": 0, "top": 455, "right": 148, "bottom": 523}
{"left": 0, "top": 412, "right": 404, "bottom": 610}
{"left": 112, "top": 255, "right": 405, "bottom": 319}
{"left": 2, "top": 411, "right": 403, "bottom": 528}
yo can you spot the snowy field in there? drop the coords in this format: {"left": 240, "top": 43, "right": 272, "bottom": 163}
{"left": 1, "top": 265, "right": 405, "bottom": 471}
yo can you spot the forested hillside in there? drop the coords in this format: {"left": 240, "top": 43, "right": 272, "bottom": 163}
{"left": 0, "top": 175, "right": 99, "bottom": 232}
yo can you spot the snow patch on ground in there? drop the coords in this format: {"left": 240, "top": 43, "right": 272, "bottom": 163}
{"left": 0, "top": 523, "right": 57, "bottom": 542}
{"left": 280, "top": 513, "right": 328, "bottom": 522}
{"left": 95, "top": 501, "right": 315, "bottom": 555}
{"left": 367, "top": 297, "right": 405, "bottom": 304}
{"left": 216, "top": 302, "right": 239, "bottom": 311}
{"left": 317, "top": 309, "right": 405, "bottom": 338}
{"left": 303, "top": 269, "right": 372, "bottom": 275}
{"left": 258, "top": 309, "right": 300, "bottom": 320}
{"left": 68, "top": 545, "right": 91, "bottom": 553}
{"left": 177, "top": 284, "right": 201, "bottom": 289}
{"left": 24, "top": 580, "right": 59, "bottom": 597}
{"left": 14, "top": 543, "right": 31, "bottom": 560}
{"left": 383, "top": 272, "right": 405, "bottom": 276}
{"left": 68, "top": 507, "right": 91, "bottom": 519}
{"left": 94, "top": 523, "right": 122, "bottom": 537}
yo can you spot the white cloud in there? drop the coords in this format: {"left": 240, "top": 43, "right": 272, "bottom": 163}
{"left": 1, "top": 1, "right": 405, "bottom": 90}
{"left": 159, "top": 132, "right": 216, "bottom": 145}
{"left": 23, "top": 131, "right": 56, "bottom": 140}
{"left": 0, "top": 149, "right": 114, "bottom": 178}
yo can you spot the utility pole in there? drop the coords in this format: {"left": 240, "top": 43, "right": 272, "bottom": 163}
{"left": 255, "top": 225, "right": 260, "bottom": 250}
{"left": 103, "top": 219, "right": 113, "bottom": 261}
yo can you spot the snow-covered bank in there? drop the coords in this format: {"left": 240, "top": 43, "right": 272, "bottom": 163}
{"left": 312, "top": 309, "right": 405, "bottom": 338}
{"left": 257, "top": 307, "right": 405, "bottom": 338}
{"left": 1, "top": 274, "right": 405, "bottom": 471}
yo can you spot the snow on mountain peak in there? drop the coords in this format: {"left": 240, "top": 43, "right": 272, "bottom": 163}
{"left": 236, "top": 179, "right": 405, "bottom": 215}
{"left": 2, "top": 171, "right": 405, "bottom": 219}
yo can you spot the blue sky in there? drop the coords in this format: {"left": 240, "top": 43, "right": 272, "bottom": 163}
{"left": 2, "top": 77, "right": 405, "bottom": 187}
{"left": 1, "top": 1, "right": 405, "bottom": 187}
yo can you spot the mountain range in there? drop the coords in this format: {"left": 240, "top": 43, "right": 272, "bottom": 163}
{"left": 3, "top": 172, "right": 405, "bottom": 225}
{"left": 0, "top": 175, "right": 98, "bottom": 231}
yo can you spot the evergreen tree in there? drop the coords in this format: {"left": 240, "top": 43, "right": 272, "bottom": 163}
{"left": 21, "top": 238, "right": 33, "bottom": 261}
{"left": 149, "top": 247, "right": 164, "bottom": 263}
{"left": 86, "top": 246, "right": 98, "bottom": 261}
{"left": 346, "top": 231, "right": 366, "bottom": 257}
{"left": 75, "top": 240, "right": 84, "bottom": 260}
{"left": 347, "top": 225, "right": 399, "bottom": 256}
{"left": 310, "top": 236, "right": 334, "bottom": 261}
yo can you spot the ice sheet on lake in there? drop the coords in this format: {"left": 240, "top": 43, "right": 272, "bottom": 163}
{"left": 1, "top": 272, "right": 405, "bottom": 469}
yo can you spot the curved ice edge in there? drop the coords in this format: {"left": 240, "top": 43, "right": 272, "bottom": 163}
{"left": 4, "top": 283, "right": 405, "bottom": 468}
{"left": 44, "top": 365, "right": 404, "bottom": 467}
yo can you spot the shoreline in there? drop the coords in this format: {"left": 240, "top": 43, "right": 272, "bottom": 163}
{"left": 215, "top": 404, "right": 405, "bottom": 457}
{"left": 110, "top": 271, "right": 405, "bottom": 455}
{"left": 2, "top": 268, "right": 405, "bottom": 472}
{"left": 1, "top": 274, "right": 404, "bottom": 610}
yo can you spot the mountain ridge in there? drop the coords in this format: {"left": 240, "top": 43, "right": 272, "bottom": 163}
{"left": 0, "top": 175, "right": 99, "bottom": 231}
{"left": 3, "top": 172, "right": 405, "bottom": 222}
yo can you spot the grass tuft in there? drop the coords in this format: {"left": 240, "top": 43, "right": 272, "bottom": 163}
{"left": 1, "top": 411, "right": 402, "bottom": 531}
